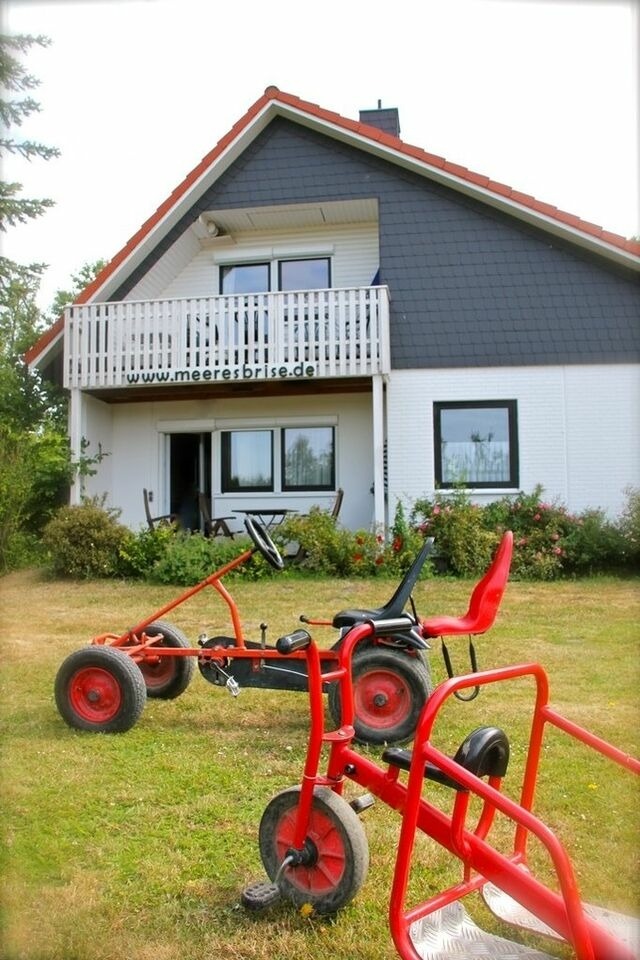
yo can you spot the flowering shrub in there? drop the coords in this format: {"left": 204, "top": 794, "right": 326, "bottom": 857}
{"left": 410, "top": 487, "right": 497, "bottom": 576}
{"left": 276, "top": 504, "right": 432, "bottom": 579}
{"left": 482, "top": 487, "right": 574, "bottom": 580}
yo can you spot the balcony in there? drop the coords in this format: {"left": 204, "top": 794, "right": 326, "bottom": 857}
{"left": 64, "top": 285, "right": 390, "bottom": 391}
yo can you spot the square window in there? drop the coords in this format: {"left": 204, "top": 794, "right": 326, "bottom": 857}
{"left": 434, "top": 401, "right": 519, "bottom": 488}
{"left": 220, "top": 263, "right": 270, "bottom": 295}
{"left": 278, "top": 258, "right": 330, "bottom": 291}
{"left": 221, "top": 430, "right": 273, "bottom": 492}
{"left": 282, "top": 426, "right": 335, "bottom": 491}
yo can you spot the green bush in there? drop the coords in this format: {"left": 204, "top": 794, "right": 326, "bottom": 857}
{"left": 411, "top": 487, "right": 497, "bottom": 576}
{"left": 561, "top": 509, "right": 627, "bottom": 575}
{"left": 117, "top": 525, "right": 177, "bottom": 579}
{"left": 617, "top": 485, "right": 640, "bottom": 568}
{"left": 149, "top": 531, "right": 271, "bottom": 585}
{"left": 43, "top": 498, "right": 129, "bottom": 579}
{"left": 276, "top": 504, "right": 433, "bottom": 580}
{"left": 482, "top": 487, "right": 571, "bottom": 580}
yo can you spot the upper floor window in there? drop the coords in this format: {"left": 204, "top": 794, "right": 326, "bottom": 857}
{"left": 220, "top": 263, "right": 269, "bottom": 295}
{"left": 219, "top": 257, "right": 330, "bottom": 295}
{"left": 434, "top": 401, "right": 519, "bottom": 488}
{"left": 279, "top": 258, "right": 330, "bottom": 291}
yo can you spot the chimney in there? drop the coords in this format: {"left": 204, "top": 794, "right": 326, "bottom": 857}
{"left": 359, "top": 100, "right": 400, "bottom": 138}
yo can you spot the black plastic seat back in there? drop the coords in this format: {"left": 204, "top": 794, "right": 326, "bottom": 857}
{"left": 332, "top": 537, "right": 435, "bottom": 630}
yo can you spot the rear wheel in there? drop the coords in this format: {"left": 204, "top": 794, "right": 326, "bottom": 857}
{"left": 328, "top": 646, "right": 432, "bottom": 745}
{"left": 54, "top": 645, "right": 146, "bottom": 733}
{"left": 134, "top": 619, "right": 195, "bottom": 699}
{"left": 258, "top": 785, "right": 368, "bottom": 915}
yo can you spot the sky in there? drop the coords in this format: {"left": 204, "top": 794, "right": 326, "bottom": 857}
{"left": 2, "top": 0, "right": 639, "bottom": 312}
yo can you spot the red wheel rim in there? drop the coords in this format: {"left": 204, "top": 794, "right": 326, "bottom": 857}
{"left": 274, "top": 805, "right": 346, "bottom": 895}
{"left": 354, "top": 667, "right": 411, "bottom": 731}
{"left": 69, "top": 666, "right": 122, "bottom": 723}
{"left": 138, "top": 654, "right": 176, "bottom": 690}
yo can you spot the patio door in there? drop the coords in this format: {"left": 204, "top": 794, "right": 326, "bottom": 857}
{"left": 169, "top": 432, "right": 211, "bottom": 532}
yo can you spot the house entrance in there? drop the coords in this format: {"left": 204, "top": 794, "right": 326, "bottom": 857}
{"left": 169, "top": 433, "right": 211, "bottom": 532}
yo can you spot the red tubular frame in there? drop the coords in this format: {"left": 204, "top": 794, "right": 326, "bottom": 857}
{"left": 287, "top": 625, "right": 639, "bottom": 960}
{"left": 89, "top": 548, "right": 343, "bottom": 674}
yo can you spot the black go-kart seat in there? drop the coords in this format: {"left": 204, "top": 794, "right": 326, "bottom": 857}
{"left": 332, "top": 537, "right": 435, "bottom": 631}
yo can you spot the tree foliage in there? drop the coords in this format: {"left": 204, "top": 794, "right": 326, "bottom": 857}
{"left": 0, "top": 32, "right": 71, "bottom": 571}
{"left": 0, "top": 33, "right": 60, "bottom": 232}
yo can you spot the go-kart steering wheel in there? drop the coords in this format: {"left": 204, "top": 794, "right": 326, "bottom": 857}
{"left": 244, "top": 516, "right": 285, "bottom": 570}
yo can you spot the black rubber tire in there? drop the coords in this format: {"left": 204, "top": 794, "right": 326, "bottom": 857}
{"left": 134, "top": 619, "right": 195, "bottom": 699}
{"left": 328, "top": 646, "right": 432, "bottom": 746}
{"left": 258, "top": 785, "right": 368, "bottom": 915}
{"left": 54, "top": 645, "right": 147, "bottom": 733}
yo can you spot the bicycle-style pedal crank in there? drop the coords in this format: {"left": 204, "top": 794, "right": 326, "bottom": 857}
{"left": 241, "top": 852, "right": 298, "bottom": 911}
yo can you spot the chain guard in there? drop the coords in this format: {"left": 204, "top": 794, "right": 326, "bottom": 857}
{"left": 198, "top": 636, "right": 237, "bottom": 686}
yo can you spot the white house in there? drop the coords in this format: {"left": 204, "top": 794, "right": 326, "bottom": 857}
{"left": 27, "top": 86, "right": 640, "bottom": 535}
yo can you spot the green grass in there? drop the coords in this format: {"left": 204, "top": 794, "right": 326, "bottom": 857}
{"left": 1, "top": 569, "right": 639, "bottom": 960}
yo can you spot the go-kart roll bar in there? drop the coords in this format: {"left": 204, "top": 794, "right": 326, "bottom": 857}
{"left": 94, "top": 547, "right": 255, "bottom": 649}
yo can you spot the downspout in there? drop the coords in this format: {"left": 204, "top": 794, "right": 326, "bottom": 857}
{"left": 372, "top": 373, "right": 386, "bottom": 531}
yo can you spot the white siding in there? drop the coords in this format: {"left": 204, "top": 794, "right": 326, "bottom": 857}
{"left": 95, "top": 392, "right": 374, "bottom": 532}
{"left": 126, "top": 229, "right": 202, "bottom": 302}
{"left": 386, "top": 364, "right": 640, "bottom": 521}
{"left": 157, "top": 223, "right": 379, "bottom": 300}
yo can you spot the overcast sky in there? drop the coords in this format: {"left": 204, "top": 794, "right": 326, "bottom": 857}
{"left": 2, "top": 0, "right": 638, "bottom": 310}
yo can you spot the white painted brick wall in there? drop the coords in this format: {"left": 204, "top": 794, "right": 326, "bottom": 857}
{"left": 386, "top": 364, "right": 639, "bottom": 520}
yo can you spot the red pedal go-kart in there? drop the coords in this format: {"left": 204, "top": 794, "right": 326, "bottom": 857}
{"left": 55, "top": 518, "right": 448, "bottom": 745}
{"left": 243, "top": 531, "right": 640, "bottom": 960}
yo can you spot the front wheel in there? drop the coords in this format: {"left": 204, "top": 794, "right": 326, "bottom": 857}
{"left": 328, "top": 646, "right": 432, "bottom": 746}
{"left": 258, "top": 786, "right": 369, "bottom": 915}
{"left": 54, "top": 645, "right": 147, "bottom": 733}
{"left": 133, "top": 619, "right": 195, "bottom": 699}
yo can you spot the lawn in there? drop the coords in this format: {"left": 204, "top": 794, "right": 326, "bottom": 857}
{"left": 1, "top": 567, "right": 639, "bottom": 960}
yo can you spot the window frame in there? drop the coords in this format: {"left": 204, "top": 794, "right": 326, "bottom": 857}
{"left": 219, "top": 262, "right": 271, "bottom": 295}
{"left": 277, "top": 257, "right": 331, "bottom": 292}
{"left": 433, "top": 400, "right": 519, "bottom": 489}
{"left": 220, "top": 429, "right": 274, "bottom": 493}
{"left": 219, "top": 423, "right": 337, "bottom": 495}
{"left": 281, "top": 425, "right": 335, "bottom": 492}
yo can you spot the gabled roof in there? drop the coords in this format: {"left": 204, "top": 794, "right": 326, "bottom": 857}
{"left": 27, "top": 84, "right": 640, "bottom": 367}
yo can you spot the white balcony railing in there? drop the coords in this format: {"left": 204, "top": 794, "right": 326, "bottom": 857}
{"left": 64, "top": 286, "right": 390, "bottom": 390}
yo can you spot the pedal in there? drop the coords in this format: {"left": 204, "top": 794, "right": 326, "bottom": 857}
{"left": 350, "top": 793, "right": 375, "bottom": 815}
{"left": 409, "top": 900, "right": 555, "bottom": 959}
{"left": 241, "top": 880, "right": 281, "bottom": 911}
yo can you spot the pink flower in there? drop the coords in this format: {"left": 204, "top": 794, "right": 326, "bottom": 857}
{"left": 432, "top": 505, "right": 441, "bottom": 516}
{"left": 533, "top": 513, "right": 541, "bottom": 521}
{"left": 553, "top": 547, "right": 562, "bottom": 556}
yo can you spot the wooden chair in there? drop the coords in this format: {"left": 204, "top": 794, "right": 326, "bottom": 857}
{"left": 143, "top": 488, "right": 177, "bottom": 530}
{"left": 330, "top": 487, "right": 344, "bottom": 520}
{"left": 197, "top": 492, "right": 235, "bottom": 539}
